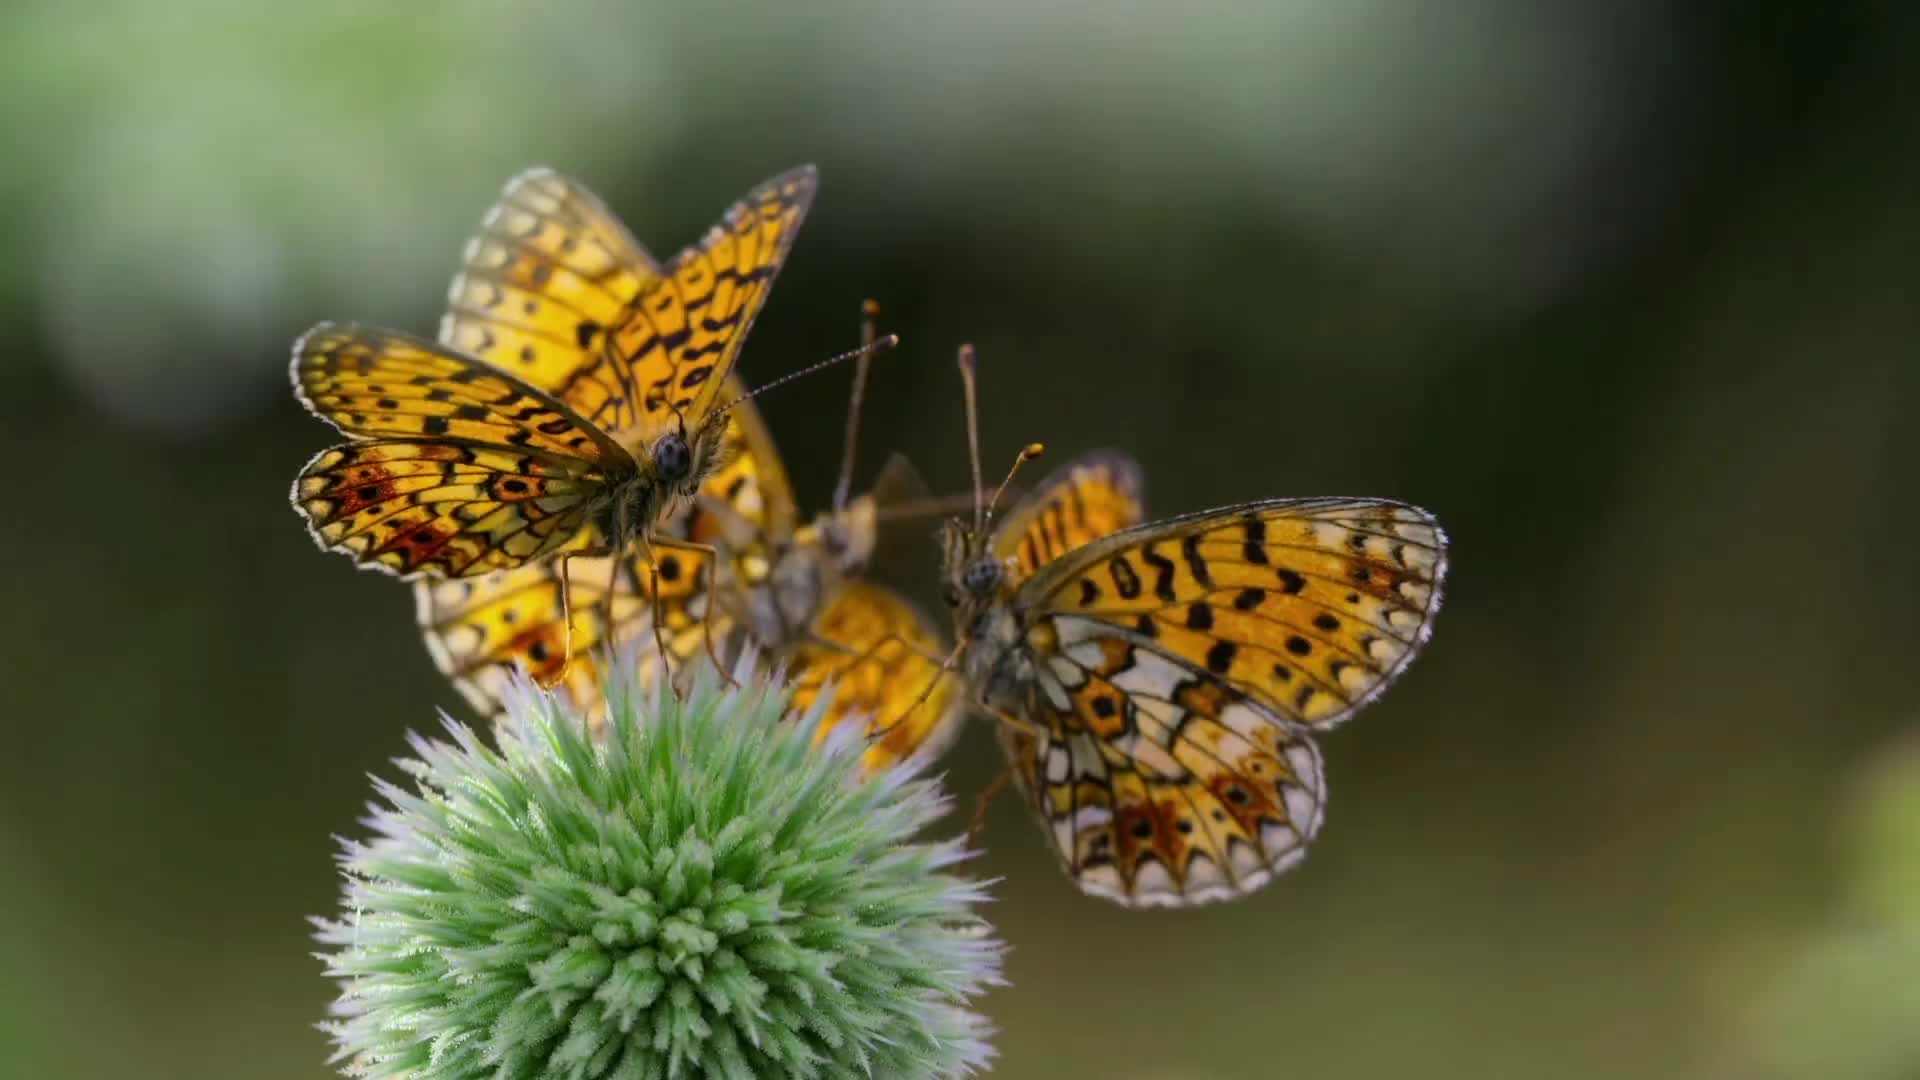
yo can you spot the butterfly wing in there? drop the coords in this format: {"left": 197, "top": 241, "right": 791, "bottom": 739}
{"left": 785, "top": 580, "right": 963, "bottom": 775}
{"left": 606, "top": 165, "right": 818, "bottom": 435}
{"left": 439, "top": 168, "right": 664, "bottom": 433}
{"left": 291, "top": 322, "right": 632, "bottom": 462}
{"left": 289, "top": 323, "right": 635, "bottom": 578}
{"left": 1026, "top": 498, "right": 1447, "bottom": 729}
{"left": 417, "top": 538, "right": 739, "bottom": 720}
{"left": 995, "top": 497, "right": 1446, "bottom": 906}
{"left": 294, "top": 441, "right": 609, "bottom": 578}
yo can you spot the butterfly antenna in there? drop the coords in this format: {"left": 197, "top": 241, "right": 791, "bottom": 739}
{"left": 717, "top": 333, "right": 901, "bottom": 419}
{"left": 984, "top": 442, "right": 1045, "bottom": 527}
{"left": 958, "top": 344, "right": 987, "bottom": 531}
{"left": 831, "top": 298, "right": 881, "bottom": 512}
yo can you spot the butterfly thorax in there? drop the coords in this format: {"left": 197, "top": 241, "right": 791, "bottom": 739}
{"left": 957, "top": 596, "right": 1041, "bottom": 712}
{"left": 594, "top": 474, "right": 670, "bottom": 555}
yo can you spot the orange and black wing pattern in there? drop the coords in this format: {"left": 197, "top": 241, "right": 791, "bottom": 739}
{"left": 786, "top": 580, "right": 963, "bottom": 775}
{"left": 439, "top": 167, "right": 664, "bottom": 434}
{"left": 605, "top": 165, "right": 818, "bottom": 437}
{"left": 288, "top": 323, "right": 630, "bottom": 579}
{"left": 990, "top": 472, "right": 1447, "bottom": 906}
{"left": 989, "top": 450, "right": 1145, "bottom": 588}
{"left": 415, "top": 385, "right": 786, "bottom": 717}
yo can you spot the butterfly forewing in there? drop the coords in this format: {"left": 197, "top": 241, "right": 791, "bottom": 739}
{"left": 609, "top": 165, "right": 818, "bottom": 429}
{"left": 291, "top": 323, "right": 631, "bottom": 464}
{"left": 440, "top": 168, "right": 664, "bottom": 433}
{"left": 684, "top": 379, "right": 798, "bottom": 541}
{"left": 1023, "top": 497, "right": 1446, "bottom": 730}
{"left": 989, "top": 450, "right": 1146, "bottom": 589}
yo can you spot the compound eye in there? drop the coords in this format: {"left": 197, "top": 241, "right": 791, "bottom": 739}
{"left": 822, "top": 523, "right": 848, "bottom": 555}
{"left": 651, "top": 433, "right": 692, "bottom": 482}
{"left": 961, "top": 556, "right": 1002, "bottom": 594}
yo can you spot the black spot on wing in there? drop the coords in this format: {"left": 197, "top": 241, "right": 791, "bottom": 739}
{"left": 1180, "top": 533, "right": 1212, "bottom": 587}
{"left": 1242, "top": 517, "right": 1269, "bottom": 565}
{"left": 1205, "top": 640, "right": 1237, "bottom": 675}
{"left": 1078, "top": 578, "right": 1100, "bottom": 607}
{"left": 1141, "top": 544, "right": 1177, "bottom": 602}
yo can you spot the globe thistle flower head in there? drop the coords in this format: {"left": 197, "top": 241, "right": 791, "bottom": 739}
{"left": 315, "top": 648, "right": 1003, "bottom": 1079}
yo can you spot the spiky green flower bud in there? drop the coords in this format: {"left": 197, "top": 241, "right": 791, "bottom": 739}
{"left": 315, "top": 655, "right": 1003, "bottom": 1079}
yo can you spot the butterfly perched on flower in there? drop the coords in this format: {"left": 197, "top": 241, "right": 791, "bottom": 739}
{"left": 418, "top": 301, "right": 965, "bottom": 774}
{"left": 288, "top": 164, "right": 818, "bottom": 590}
{"left": 935, "top": 346, "right": 1448, "bottom": 907}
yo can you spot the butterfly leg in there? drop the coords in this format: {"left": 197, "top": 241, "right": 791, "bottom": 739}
{"left": 965, "top": 767, "right": 1013, "bottom": 851}
{"left": 644, "top": 535, "right": 741, "bottom": 689}
{"left": 541, "top": 551, "right": 586, "bottom": 690}
{"left": 866, "top": 638, "right": 966, "bottom": 746}
{"left": 599, "top": 536, "right": 625, "bottom": 663}
{"left": 631, "top": 533, "right": 677, "bottom": 694}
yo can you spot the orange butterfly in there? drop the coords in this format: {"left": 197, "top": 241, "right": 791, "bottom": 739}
{"left": 935, "top": 347, "right": 1448, "bottom": 906}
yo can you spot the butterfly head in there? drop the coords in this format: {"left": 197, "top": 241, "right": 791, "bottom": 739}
{"left": 937, "top": 518, "right": 999, "bottom": 617}
{"left": 942, "top": 344, "right": 1045, "bottom": 623}
{"left": 800, "top": 494, "right": 878, "bottom": 577}
{"left": 653, "top": 409, "right": 734, "bottom": 500}
{"left": 651, "top": 428, "right": 692, "bottom": 484}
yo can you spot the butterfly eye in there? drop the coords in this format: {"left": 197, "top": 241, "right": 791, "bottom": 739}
{"left": 961, "top": 556, "right": 1003, "bottom": 595}
{"left": 651, "top": 432, "right": 692, "bottom": 482}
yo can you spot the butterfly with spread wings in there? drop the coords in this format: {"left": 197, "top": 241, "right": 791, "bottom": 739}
{"left": 417, "top": 301, "right": 965, "bottom": 774}
{"left": 934, "top": 346, "right": 1448, "bottom": 907}
{"left": 289, "top": 165, "right": 818, "bottom": 598}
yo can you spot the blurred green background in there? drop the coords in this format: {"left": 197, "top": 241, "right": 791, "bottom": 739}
{"left": 3, "top": 2, "right": 1917, "bottom": 1077}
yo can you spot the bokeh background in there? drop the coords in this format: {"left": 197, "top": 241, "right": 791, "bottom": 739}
{"left": 3, "top": 2, "right": 1917, "bottom": 1077}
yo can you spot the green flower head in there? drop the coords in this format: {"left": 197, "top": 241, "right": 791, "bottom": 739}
{"left": 315, "top": 650, "right": 1003, "bottom": 1079}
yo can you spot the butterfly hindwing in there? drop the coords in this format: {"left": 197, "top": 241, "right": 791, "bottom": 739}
{"left": 292, "top": 440, "right": 605, "bottom": 579}
{"left": 1005, "top": 613, "right": 1328, "bottom": 907}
